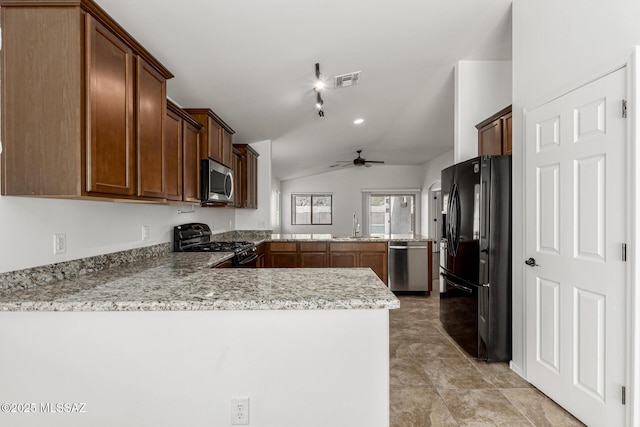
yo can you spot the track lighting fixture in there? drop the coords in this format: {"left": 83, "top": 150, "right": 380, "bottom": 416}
{"left": 314, "top": 62, "right": 325, "bottom": 118}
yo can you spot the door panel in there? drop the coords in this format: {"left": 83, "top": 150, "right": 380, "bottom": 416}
{"left": 574, "top": 287, "right": 605, "bottom": 401}
{"left": 575, "top": 155, "right": 605, "bottom": 260}
{"left": 536, "top": 277, "right": 560, "bottom": 373}
{"left": 537, "top": 164, "right": 560, "bottom": 254}
{"left": 86, "top": 17, "right": 134, "bottom": 196}
{"left": 525, "top": 68, "right": 626, "bottom": 426}
{"left": 136, "top": 57, "right": 166, "bottom": 198}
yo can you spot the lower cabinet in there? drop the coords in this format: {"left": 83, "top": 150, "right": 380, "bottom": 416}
{"left": 265, "top": 242, "right": 298, "bottom": 268}
{"left": 329, "top": 242, "right": 388, "bottom": 285}
{"left": 265, "top": 241, "right": 388, "bottom": 284}
{"left": 255, "top": 243, "right": 265, "bottom": 268}
{"left": 298, "top": 242, "right": 328, "bottom": 268}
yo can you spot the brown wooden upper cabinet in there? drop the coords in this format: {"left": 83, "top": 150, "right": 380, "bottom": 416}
{"left": 234, "top": 144, "right": 259, "bottom": 209}
{"left": 136, "top": 57, "right": 167, "bottom": 199}
{"left": 476, "top": 105, "right": 512, "bottom": 156}
{"left": 231, "top": 148, "right": 244, "bottom": 208}
{"left": 183, "top": 109, "right": 235, "bottom": 168}
{"left": 165, "top": 100, "right": 202, "bottom": 203}
{"left": 0, "top": 0, "right": 173, "bottom": 200}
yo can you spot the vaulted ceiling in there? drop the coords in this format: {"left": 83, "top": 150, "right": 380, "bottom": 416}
{"left": 95, "top": 0, "right": 512, "bottom": 180}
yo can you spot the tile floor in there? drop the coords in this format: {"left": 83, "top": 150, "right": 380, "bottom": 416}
{"left": 389, "top": 294, "right": 585, "bottom": 426}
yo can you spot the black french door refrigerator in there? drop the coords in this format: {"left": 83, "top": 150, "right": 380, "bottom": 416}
{"left": 440, "top": 155, "right": 512, "bottom": 362}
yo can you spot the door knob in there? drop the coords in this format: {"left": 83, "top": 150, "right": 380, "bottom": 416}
{"left": 525, "top": 257, "right": 539, "bottom": 267}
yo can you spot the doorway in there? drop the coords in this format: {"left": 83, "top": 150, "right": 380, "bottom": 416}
{"left": 367, "top": 194, "right": 415, "bottom": 237}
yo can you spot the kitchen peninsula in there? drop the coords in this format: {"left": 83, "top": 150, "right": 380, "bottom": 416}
{"left": 0, "top": 251, "right": 398, "bottom": 427}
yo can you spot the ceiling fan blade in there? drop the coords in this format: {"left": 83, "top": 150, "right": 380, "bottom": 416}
{"left": 365, "top": 160, "right": 385, "bottom": 164}
{"left": 334, "top": 160, "right": 352, "bottom": 163}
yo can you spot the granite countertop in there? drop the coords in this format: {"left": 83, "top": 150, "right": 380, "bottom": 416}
{"left": 268, "top": 234, "right": 433, "bottom": 242}
{"left": 0, "top": 253, "right": 399, "bottom": 312}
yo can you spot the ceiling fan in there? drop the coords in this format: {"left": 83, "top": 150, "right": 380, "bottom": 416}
{"left": 331, "top": 150, "right": 385, "bottom": 168}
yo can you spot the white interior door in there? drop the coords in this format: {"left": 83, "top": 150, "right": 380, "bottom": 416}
{"left": 524, "top": 68, "right": 627, "bottom": 426}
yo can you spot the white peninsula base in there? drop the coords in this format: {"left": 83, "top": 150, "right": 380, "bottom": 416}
{"left": 0, "top": 308, "right": 390, "bottom": 427}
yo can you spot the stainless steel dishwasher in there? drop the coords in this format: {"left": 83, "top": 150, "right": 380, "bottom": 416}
{"left": 388, "top": 241, "right": 430, "bottom": 292}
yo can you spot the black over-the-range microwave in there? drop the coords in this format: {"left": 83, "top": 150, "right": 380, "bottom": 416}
{"left": 200, "top": 158, "right": 234, "bottom": 204}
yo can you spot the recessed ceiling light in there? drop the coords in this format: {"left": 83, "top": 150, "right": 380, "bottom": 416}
{"left": 353, "top": 118, "right": 364, "bottom": 125}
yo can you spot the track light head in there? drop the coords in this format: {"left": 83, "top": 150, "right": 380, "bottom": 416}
{"left": 314, "top": 63, "right": 326, "bottom": 118}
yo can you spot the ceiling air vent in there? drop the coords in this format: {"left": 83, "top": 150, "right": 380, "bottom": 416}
{"left": 334, "top": 71, "right": 361, "bottom": 88}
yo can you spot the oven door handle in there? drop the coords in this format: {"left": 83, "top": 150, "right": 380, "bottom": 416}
{"left": 236, "top": 253, "right": 259, "bottom": 266}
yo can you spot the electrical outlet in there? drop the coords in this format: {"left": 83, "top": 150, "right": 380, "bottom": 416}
{"left": 141, "top": 225, "right": 150, "bottom": 241}
{"left": 258, "top": 220, "right": 266, "bottom": 228}
{"left": 229, "top": 219, "right": 233, "bottom": 228}
{"left": 230, "top": 397, "right": 249, "bottom": 425}
{"left": 53, "top": 233, "right": 66, "bottom": 254}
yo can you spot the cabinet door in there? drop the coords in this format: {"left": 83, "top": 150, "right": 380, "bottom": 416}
{"left": 232, "top": 151, "right": 243, "bottom": 208}
{"left": 360, "top": 252, "right": 388, "bottom": 284}
{"left": 478, "top": 119, "right": 503, "bottom": 156}
{"left": 222, "top": 129, "right": 233, "bottom": 168}
{"left": 207, "top": 117, "right": 223, "bottom": 163}
{"left": 267, "top": 253, "right": 298, "bottom": 268}
{"left": 182, "top": 121, "right": 201, "bottom": 202}
{"left": 299, "top": 244, "right": 328, "bottom": 268}
{"left": 329, "top": 252, "right": 358, "bottom": 268}
{"left": 164, "top": 106, "right": 182, "bottom": 201}
{"left": 242, "top": 152, "right": 252, "bottom": 208}
{"left": 502, "top": 112, "right": 512, "bottom": 155}
{"left": 86, "top": 17, "right": 135, "bottom": 196}
{"left": 247, "top": 151, "right": 258, "bottom": 208}
{"left": 136, "top": 57, "right": 167, "bottom": 198}
{"left": 299, "top": 253, "right": 327, "bottom": 268}
{"left": 255, "top": 244, "right": 265, "bottom": 268}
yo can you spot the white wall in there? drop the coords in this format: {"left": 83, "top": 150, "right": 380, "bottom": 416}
{"left": 0, "top": 197, "right": 235, "bottom": 274}
{"left": 271, "top": 177, "right": 282, "bottom": 234}
{"left": 280, "top": 165, "right": 425, "bottom": 236}
{"left": 235, "top": 140, "right": 273, "bottom": 230}
{"left": 0, "top": 309, "right": 390, "bottom": 427}
{"left": 420, "top": 149, "right": 454, "bottom": 239}
{"left": 512, "top": 0, "right": 640, "bottom": 402}
{"left": 454, "top": 60, "right": 512, "bottom": 163}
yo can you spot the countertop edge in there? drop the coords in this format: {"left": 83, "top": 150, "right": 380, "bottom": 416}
{"left": 0, "top": 299, "right": 400, "bottom": 312}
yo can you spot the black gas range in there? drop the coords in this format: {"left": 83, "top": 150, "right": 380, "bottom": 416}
{"left": 173, "top": 223, "right": 258, "bottom": 267}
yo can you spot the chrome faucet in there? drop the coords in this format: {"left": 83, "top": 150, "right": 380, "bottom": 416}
{"left": 352, "top": 212, "right": 360, "bottom": 238}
